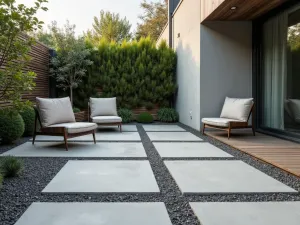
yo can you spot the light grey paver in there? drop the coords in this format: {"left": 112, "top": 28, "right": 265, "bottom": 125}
{"left": 42, "top": 160, "right": 159, "bottom": 193}
{"left": 190, "top": 202, "right": 300, "bottom": 225}
{"left": 14, "top": 202, "right": 172, "bottom": 225}
{"left": 147, "top": 132, "right": 202, "bottom": 141}
{"left": 98, "top": 125, "right": 137, "bottom": 132}
{"left": 143, "top": 125, "right": 185, "bottom": 132}
{"left": 165, "top": 161, "right": 296, "bottom": 193}
{"left": 153, "top": 142, "right": 233, "bottom": 158}
{"left": 1, "top": 142, "right": 146, "bottom": 158}
{"left": 31, "top": 132, "right": 141, "bottom": 142}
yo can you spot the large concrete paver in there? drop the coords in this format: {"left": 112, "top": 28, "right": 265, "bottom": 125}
{"left": 154, "top": 142, "right": 233, "bottom": 158}
{"left": 31, "top": 132, "right": 141, "bottom": 142}
{"left": 42, "top": 160, "right": 159, "bottom": 193}
{"left": 1, "top": 142, "right": 146, "bottom": 158}
{"left": 147, "top": 132, "right": 202, "bottom": 141}
{"left": 165, "top": 161, "right": 296, "bottom": 194}
{"left": 14, "top": 202, "right": 172, "bottom": 225}
{"left": 143, "top": 125, "right": 185, "bottom": 131}
{"left": 190, "top": 202, "right": 300, "bottom": 225}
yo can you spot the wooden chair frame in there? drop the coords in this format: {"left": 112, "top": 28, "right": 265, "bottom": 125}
{"left": 32, "top": 107, "right": 96, "bottom": 151}
{"left": 88, "top": 102, "right": 122, "bottom": 132}
{"left": 202, "top": 104, "right": 255, "bottom": 139}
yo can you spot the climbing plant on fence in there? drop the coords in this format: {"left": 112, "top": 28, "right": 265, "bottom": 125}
{"left": 73, "top": 37, "right": 177, "bottom": 109}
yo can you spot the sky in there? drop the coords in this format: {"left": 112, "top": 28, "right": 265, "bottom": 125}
{"left": 17, "top": 0, "right": 161, "bottom": 35}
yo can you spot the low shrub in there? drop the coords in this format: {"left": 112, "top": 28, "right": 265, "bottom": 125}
{"left": 137, "top": 112, "right": 154, "bottom": 123}
{"left": 73, "top": 107, "right": 81, "bottom": 113}
{"left": 0, "top": 109, "right": 25, "bottom": 144}
{"left": 118, "top": 108, "right": 133, "bottom": 123}
{"left": 19, "top": 106, "right": 35, "bottom": 136}
{"left": 0, "top": 156, "right": 23, "bottom": 178}
{"left": 0, "top": 173, "right": 3, "bottom": 189}
{"left": 157, "top": 108, "right": 179, "bottom": 122}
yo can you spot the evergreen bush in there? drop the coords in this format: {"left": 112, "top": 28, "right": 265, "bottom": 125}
{"left": 0, "top": 173, "right": 3, "bottom": 189}
{"left": 137, "top": 112, "right": 154, "bottom": 123}
{"left": 19, "top": 106, "right": 35, "bottom": 136}
{"left": 0, "top": 156, "right": 23, "bottom": 178}
{"left": 73, "top": 108, "right": 81, "bottom": 113}
{"left": 118, "top": 108, "right": 133, "bottom": 123}
{"left": 0, "top": 109, "right": 25, "bottom": 144}
{"left": 157, "top": 108, "right": 179, "bottom": 122}
{"left": 70, "top": 38, "right": 176, "bottom": 109}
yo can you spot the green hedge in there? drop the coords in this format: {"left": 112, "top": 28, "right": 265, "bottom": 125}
{"left": 157, "top": 108, "right": 179, "bottom": 122}
{"left": 72, "top": 38, "right": 176, "bottom": 110}
{"left": 19, "top": 106, "right": 35, "bottom": 136}
{"left": 137, "top": 112, "right": 153, "bottom": 123}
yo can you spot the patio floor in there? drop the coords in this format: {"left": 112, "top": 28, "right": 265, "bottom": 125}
{"left": 1, "top": 124, "right": 300, "bottom": 225}
{"left": 206, "top": 130, "right": 300, "bottom": 177}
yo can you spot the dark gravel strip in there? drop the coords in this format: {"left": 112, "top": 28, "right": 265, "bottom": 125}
{"left": 137, "top": 124, "right": 200, "bottom": 225}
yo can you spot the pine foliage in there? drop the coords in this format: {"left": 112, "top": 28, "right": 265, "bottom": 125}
{"left": 80, "top": 38, "right": 176, "bottom": 109}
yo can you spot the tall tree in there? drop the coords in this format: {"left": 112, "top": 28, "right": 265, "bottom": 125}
{"left": 288, "top": 23, "right": 300, "bottom": 51}
{"left": 49, "top": 21, "right": 93, "bottom": 106}
{"left": 86, "top": 10, "right": 132, "bottom": 45}
{"left": 31, "top": 29, "right": 55, "bottom": 48}
{"left": 136, "top": 0, "right": 168, "bottom": 40}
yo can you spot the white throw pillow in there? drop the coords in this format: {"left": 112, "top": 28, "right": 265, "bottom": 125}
{"left": 90, "top": 97, "right": 118, "bottom": 117}
{"left": 289, "top": 99, "right": 300, "bottom": 123}
{"left": 36, "top": 97, "right": 76, "bottom": 127}
{"left": 220, "top": 97, "right": 253, "bottom": 122}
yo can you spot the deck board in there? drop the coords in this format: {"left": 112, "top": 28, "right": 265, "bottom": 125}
{"left": 206, "top": 130, "right": 300, "bottom": 177}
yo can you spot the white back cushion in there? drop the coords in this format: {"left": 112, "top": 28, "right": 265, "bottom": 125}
{"left": 90, "top": 97, "right": 118, "bottom": 117}
{"left": 220, "top": 97, "right": 253, "bottom": 122}
{"left": 289, "top": 99, "right": 300, "bottom": 123}
{"left": 36, "top": 97, "right": 76, "bottom": 127}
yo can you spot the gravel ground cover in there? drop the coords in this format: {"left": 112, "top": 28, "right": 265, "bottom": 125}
{"left": 0, "top": 123, "right": 299, "bottom": 225}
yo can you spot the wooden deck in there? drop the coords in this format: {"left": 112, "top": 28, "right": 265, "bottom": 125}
{"left": 206, "top": 130, "right": 300, "bottom": 177}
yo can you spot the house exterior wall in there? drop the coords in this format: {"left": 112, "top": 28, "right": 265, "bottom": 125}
{"left": 156, "top": 23, "right": 169, "bottom": 47}
{"left": 199, "top": 21, "right": 253, "bottom": 123}
{"left": 200, "top": 0, "right": 225, "bottom": 22}
{"left": 173, "top": 0, "right": 201, "bottom": 130}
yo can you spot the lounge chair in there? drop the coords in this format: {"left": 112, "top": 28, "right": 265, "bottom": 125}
{"left": 33, "top": 97, "right": 98, "bottom": 151}
{"left": 88, "top": 97, "right": 122, "bottom": 132}
{"left": 202, "top": 97, "right": 255, "bottom": 139}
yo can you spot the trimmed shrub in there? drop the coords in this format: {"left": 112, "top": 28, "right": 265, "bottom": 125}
{"left": 19, "top": 106, "right": 35, "bottom": 136}
{"left": 0, "top": 173, "right": 3, "bottom": 189}
{"left": 73, "top": 107, "right": 81, "bottom": 113}
{"left": 0, "top": 156, "right": 23, "bottom": 177}
{"left": 0, "top": 109, "right": 25, "bottom": 144}
{"left": 118, "top": 108, "right": 133, "bottom": 123}
{"left": 137, "top": 112, "right": 154, "bottom": 123}
{"left": 157, "top": 108, "right": 179, "bottom": 122}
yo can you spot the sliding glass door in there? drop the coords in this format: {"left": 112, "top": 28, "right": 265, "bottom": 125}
{"left": 261, "top": 5, "right": 300, "bottom": 135}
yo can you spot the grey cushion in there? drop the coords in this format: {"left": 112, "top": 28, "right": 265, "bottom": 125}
{"left": 92, "top": 116, "right": 122, "bottom": 123}
{"left": 36, "top": 97, "right": 75, "bottom": 127}
{"left": 90, "top": 97, "right": 118, "bottom": 117}
{"left": 48, "top": 122, "right": 98, "bottom": 134}
{"left": 220, "top": 97, "right": 253, "bottom": 122}
{"left": 289, "top": 99, "right": 300, "bottom": 123}
{"left": 202, "top": 118, "right": 242, "bottom": 127}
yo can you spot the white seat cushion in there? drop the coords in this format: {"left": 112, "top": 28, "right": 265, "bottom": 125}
{"left": 220, "top": 97, "right": 253, "bottom": 122}
{"left": 92, "top": 116, "right": 122, "bottom": 123}
{"left": 89, "top": 97, "right": 118, "bottom": 117}
{"left": 202, "top": 118, "right": 243, "bottom": 127}
{"left": 36, "top": 97, "right": 75, "bottom": 127}
{"left": 48, "top": 122, "right": 98, "bottom": 134}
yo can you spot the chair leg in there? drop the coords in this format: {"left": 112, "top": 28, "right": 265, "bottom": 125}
{"left": 92, "top": 131, "right": 96, "bottom": 144}
{"left": 119, "top": 123, "right": 122, "bottom": 133}
{"left": 202, "top": 124, "right": 206, "bottom": 135}
{"left": 32, "top": 133, "right": 36, "bottom": 145}
{"left": 228, "top": 127, "right": 231, "bottom": 139}
{"left": 63, "top": 130, "right": 68, "bottom": 151}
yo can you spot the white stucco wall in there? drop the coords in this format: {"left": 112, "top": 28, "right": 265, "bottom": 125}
{"left": 200, "top": 22, "right": 253, "bottom": 124}
{"left": 156, "top": 23, "right": 169, "bottom": 47}
{"left": 173, "top": 0, "right": 201, "bottom": 130}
